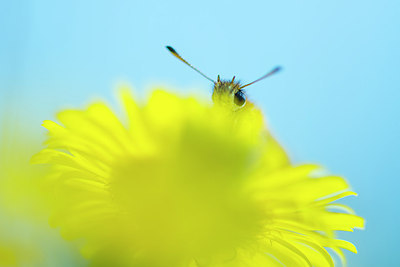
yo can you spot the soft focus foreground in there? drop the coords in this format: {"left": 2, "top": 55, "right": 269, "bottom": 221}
{"left": 32, "top": 88, "right": 363, "bottom": 266}
{"left": 0, "top": 129, "right": 45, "bottom": 266}
{"left": 0, "top": 123, "right": 85, "bottom": 266}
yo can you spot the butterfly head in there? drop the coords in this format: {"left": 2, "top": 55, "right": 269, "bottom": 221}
{"left": 166, "top": 46, "right": 280, "bottom": 112}
{"left": 212, "top": 76, "right": 247, "bottom": 111}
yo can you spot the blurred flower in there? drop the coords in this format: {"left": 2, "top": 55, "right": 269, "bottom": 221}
{"left": 0, "top": 120, "right": 86, "bottom": 266}
{"left": 32, "top": 87, "right": 363, "bottom": 266}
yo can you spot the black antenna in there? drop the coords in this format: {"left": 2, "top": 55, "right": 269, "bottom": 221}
{"left": 239, "top": 66, "right": 281, "bottom": 89}
{"left": 166, "top": 46, "right": 215, "bottom": 83}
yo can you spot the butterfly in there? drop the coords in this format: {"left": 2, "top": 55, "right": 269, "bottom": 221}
{"left": 166, "top": 46, "right": 281, "bottom": 111}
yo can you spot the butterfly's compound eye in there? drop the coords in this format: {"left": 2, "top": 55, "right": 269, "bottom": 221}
{"left": 234, "top": 90, "right": 246, "bottom": 107}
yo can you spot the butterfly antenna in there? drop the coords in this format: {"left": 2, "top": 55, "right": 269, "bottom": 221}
{"left": 239, "top": 66, "right": 281, "bottom": 89}
{"left": 166, "top": 46, "right": 215, "bottom": 83}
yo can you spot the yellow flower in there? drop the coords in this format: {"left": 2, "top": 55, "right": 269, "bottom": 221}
{"left": 33, "top": 87, "right": 363, "bottom": 266}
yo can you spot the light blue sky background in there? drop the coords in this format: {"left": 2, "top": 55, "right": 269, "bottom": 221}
{"left": 1, "top": 1, "right": 399, "bottom": 266}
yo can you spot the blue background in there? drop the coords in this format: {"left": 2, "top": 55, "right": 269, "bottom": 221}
{"left": 1, "top": 1, "right": 399, "bottom": 266}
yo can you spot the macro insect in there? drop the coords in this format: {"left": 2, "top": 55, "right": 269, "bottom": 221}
{"left": 166, "top": 46, "right": 281, "bottom": 111}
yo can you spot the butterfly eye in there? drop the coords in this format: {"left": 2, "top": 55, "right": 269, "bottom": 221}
{"left": 234, "top": 90, "right": 246, "bottom": 107}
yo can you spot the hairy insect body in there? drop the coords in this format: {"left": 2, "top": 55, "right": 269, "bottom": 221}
{"left": 212, "top": 80, "right": 246, "bottom": 110}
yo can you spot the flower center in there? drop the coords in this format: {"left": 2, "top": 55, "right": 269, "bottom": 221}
{"left": 108, "top": 154, "right": 263, "bottom": 261}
